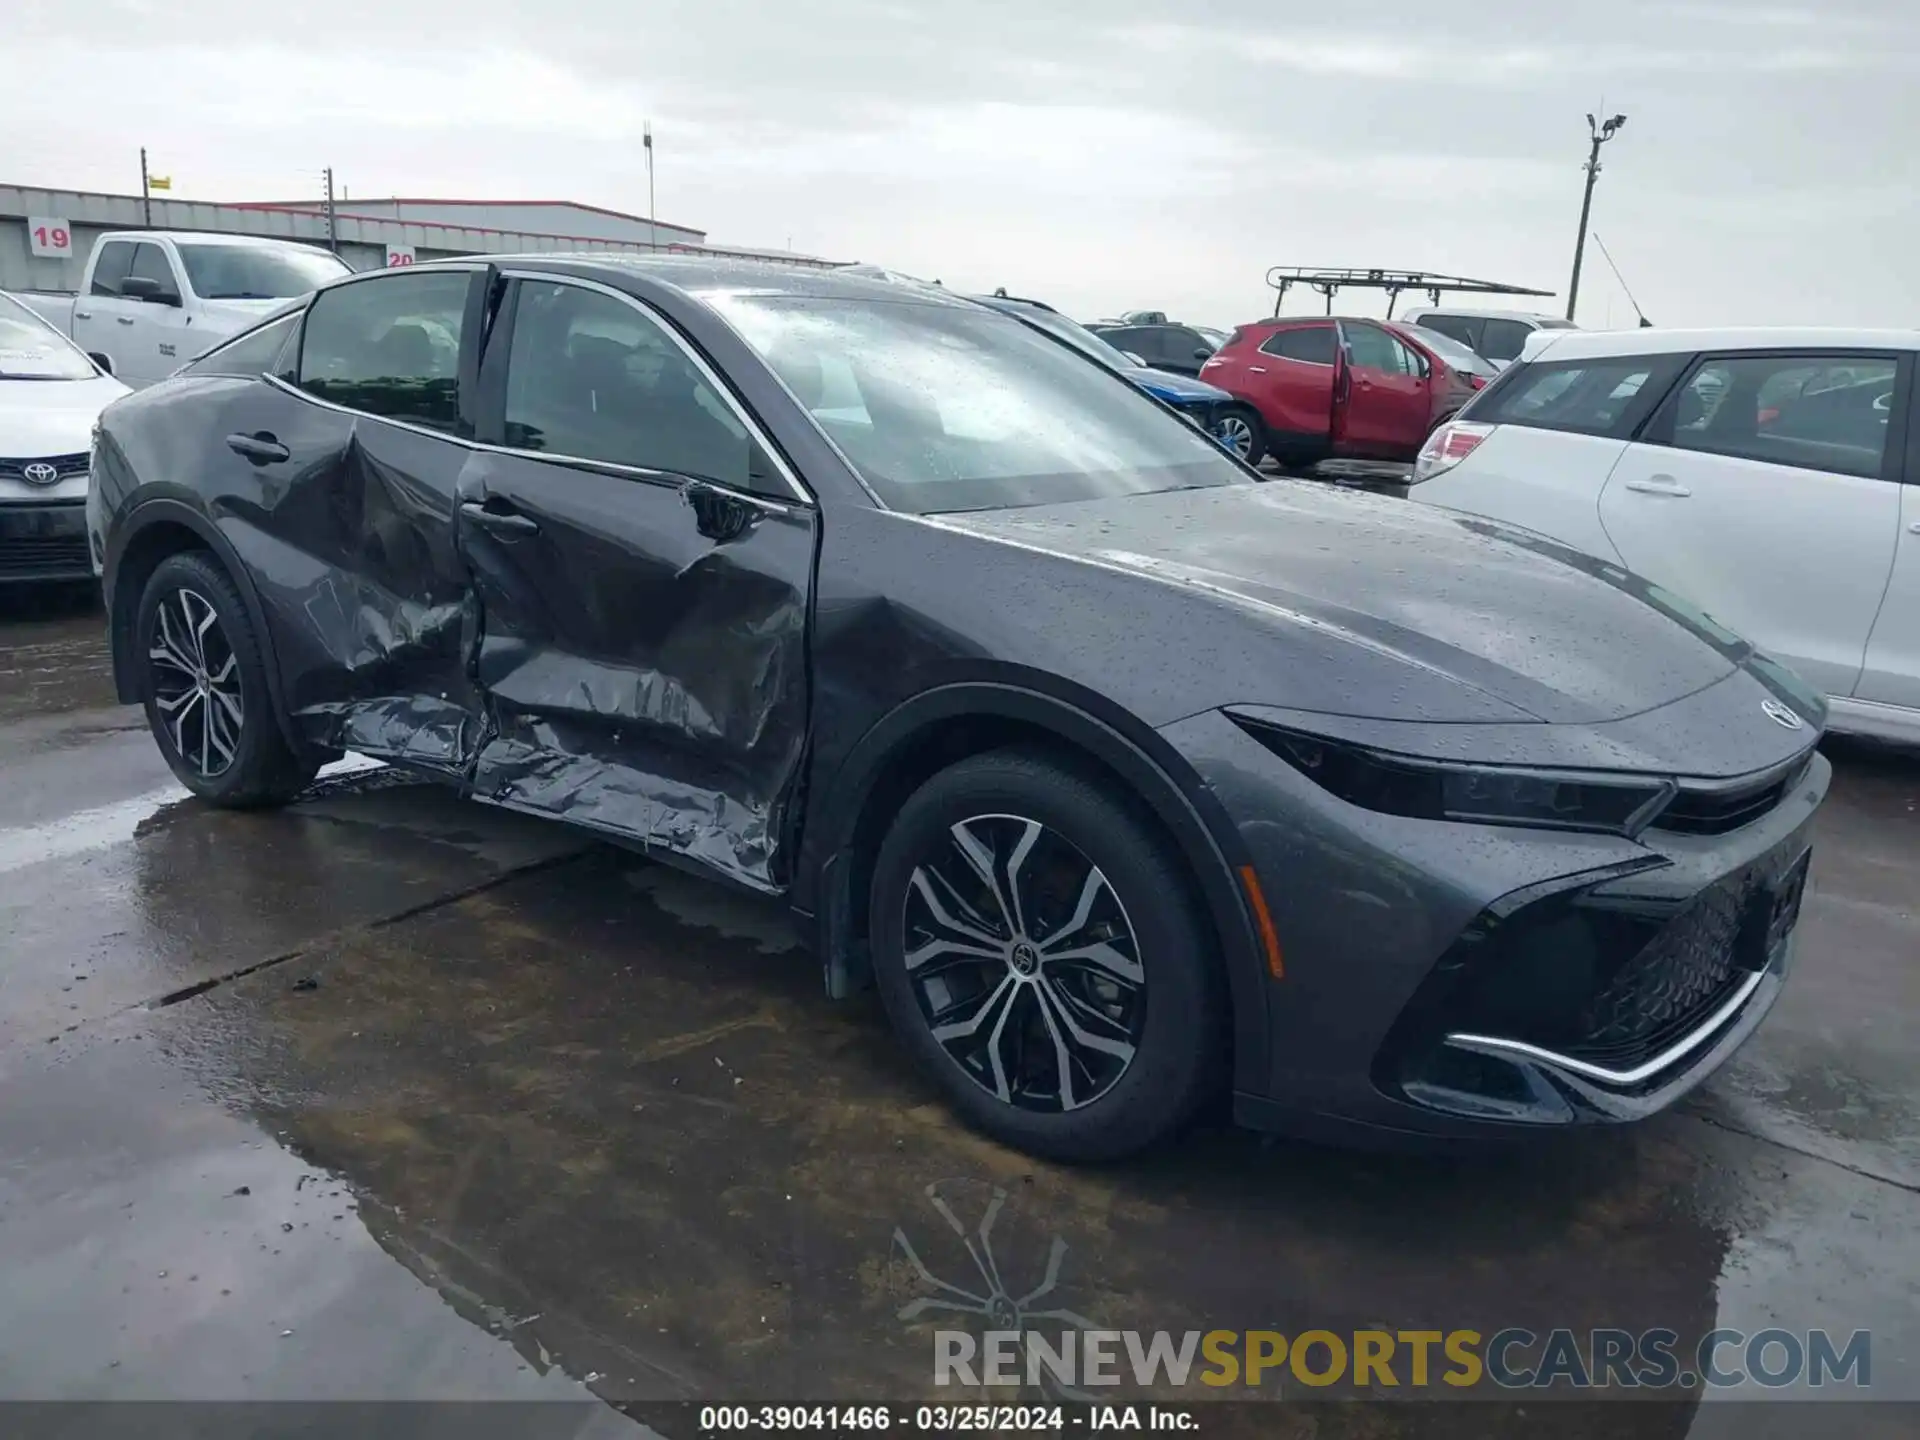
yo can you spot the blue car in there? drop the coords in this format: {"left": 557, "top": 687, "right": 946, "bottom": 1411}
{"left": 969, "top": 294, "right": 1243, "bottom": 456}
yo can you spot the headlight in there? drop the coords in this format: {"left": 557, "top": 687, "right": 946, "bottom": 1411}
{"left": 1233, "top": 718, "right": 1674, "bottom": 836}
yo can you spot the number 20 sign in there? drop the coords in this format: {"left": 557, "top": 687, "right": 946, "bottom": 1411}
{"left": 386, "top": 246, "right": 416, "bottom": 267}
{"left": 28, "top": 217, "right": 74, "bottom": 259}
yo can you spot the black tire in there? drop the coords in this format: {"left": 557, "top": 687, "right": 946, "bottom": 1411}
{"left": 136, "top": 551, "right": 317, "bottom": 808}
{"left": 868, "top": 748, "right": 1225, "bottom": 1161}
{"left": 1214, "top": 405, "right": 1267, "bottom": 469}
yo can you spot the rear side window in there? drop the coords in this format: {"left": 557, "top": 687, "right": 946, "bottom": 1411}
{"left": 502, "top": 281, "right": 770, "bottom": 492}
{"left": 187, "top": 312, "right": 299, "bottom": 378}
{"left": 1655, "top": 353, "right": 1896, "bottom": 480}
{"left": 1471, "top": 354, "right": 1680, "bottom": 438}
{"left": 297, "top": 271, "right": 470, "bottom": 433}
{"left": 1478, "top": 319, "right": 1534, "bottom": 363}
{"left": 1259, "top": 326, "right": 1336, "bottom": 364}
{"left": 90, "top": 242, "right": 136, "bottom": 297}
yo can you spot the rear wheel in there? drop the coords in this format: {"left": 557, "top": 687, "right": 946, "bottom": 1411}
{"left": 868, "top": 749, "right": 1224, "bottom": 1161}
{"left": 1214, "top": 405, "right": 1267, "bottom": 468}
{"left": 136, "top": 551, "right": 317, "bottom": 808}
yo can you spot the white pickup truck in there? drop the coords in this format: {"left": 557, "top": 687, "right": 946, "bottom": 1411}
{"left": 17, "top": 231, "right": 351, "bottom": 387}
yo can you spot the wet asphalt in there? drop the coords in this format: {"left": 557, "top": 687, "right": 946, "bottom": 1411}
{"left": 0, "top": 588, "right": 1915, "bottom": 1438}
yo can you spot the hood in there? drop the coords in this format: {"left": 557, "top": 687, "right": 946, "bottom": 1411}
{"left": 1123, "top": 365, "right": 1231, "bottom": 403}
{"left": 934, "top": 482, "right": 1753, "bottom": 726}
{"left": 0, "top": 373, "right": 130, "bottom": 453}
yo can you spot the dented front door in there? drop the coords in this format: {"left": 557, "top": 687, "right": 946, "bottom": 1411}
{"left": 457, "top": 276, "right": 815, "bottom": 892}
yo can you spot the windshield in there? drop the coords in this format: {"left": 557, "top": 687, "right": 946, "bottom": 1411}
{"left": 176, "top": 244, "right": 350, "bottom": 300}
{"left": 1399, "top": 324, "right": 1494, "bottom": 375}
{"left": 709, "top": 294, "right": 1248, "bottom": 514}
{"left": 991, "top": 303, "right": 1137, "bottom": 372}
{"left": 0, "top": 294, "right": 98, "bottom": 380}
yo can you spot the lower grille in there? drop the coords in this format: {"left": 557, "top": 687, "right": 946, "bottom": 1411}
{"left": 0, "top": 533, "right": 92, "bottom": 576}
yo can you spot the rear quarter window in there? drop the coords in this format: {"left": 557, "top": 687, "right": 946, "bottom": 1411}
{"left": 1466, "top": 353, "right": 1684, "bottom": 438}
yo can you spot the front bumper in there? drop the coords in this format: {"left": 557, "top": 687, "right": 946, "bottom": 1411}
{"left": 1157, "top": 707, "right": 1828, "bottom": 1144}
{"left": 0, "top": 500, "right": 93, "bottom": 583}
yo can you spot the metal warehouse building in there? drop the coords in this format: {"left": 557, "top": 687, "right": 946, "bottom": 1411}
{"left": 0, "top": 183, "right": 839, "bottom": 292}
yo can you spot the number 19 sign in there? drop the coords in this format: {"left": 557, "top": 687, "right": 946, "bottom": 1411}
{"left": 386, "top": 246, "right": 416, "bottom": 268}
{"left": 28, "top": 217, "right": 74, "bottom": 260}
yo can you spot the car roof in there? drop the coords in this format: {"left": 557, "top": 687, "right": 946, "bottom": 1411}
{"left": 448, "top": 252, "right": 973, "bottom": 307}
{"left": 1525, "top": 325, "right": 1920, "bottom": 361}
{"left": 1398, "top": 307, "right": 1568, "bottom": 324}
{"left": 98, "top": 230, "right": 328, "bottom": 251}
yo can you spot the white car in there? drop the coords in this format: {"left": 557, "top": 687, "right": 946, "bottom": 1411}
{"left": 1396, "top": 308, "right": 1578, "bottom": 370}
{"left": 0, "top": 291, "right": 130, "bottom": 584}
{"left": 1409, "top": 326, "right": 1918, "bottom": 743}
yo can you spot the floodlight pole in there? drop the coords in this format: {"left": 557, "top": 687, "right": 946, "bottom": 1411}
{"left": 1567, "top": 112, "right": 1627, "bottom": 322}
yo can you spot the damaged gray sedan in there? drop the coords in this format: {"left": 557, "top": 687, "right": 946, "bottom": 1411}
{"left": 89, "top": 257, "right": 1828, "bottom": 1159}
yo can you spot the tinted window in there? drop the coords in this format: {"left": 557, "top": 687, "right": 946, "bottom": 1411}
{"left": 176, "top": 244, "right": 350, "bottom": 300}
{"left": 127, "top": 244, "right": 178, "bottom": 299}
{"left": 1345, "top": 323, "right": 1418, "bottom": 375}
{"left": 1663, "top": 354, "right": 1894, "bottom": 480}
{"left": 503, "top": 281, "right": 772, "bottom": 492}
{"left": 298, "top": 271, "right": 468, "bottom": 432}
{"left": 1260, "top": 326, "right": 1336, "bottom": 364}
{"left": 710, "top": 293, "right": 1246, "bottom": 514}
{"left": 187, "top": 312, "right": 300, "bottom": 378}
{"left": 1416, "top": 315, "right": 1483, "bottom": 352}
{"left": 1473, "top": 355, "right": 1675, "bottom": 437}
{"left": 1166, "top": 328, "right": 1211, "bottom": 361}
{"left": 1478, "top": 319, "right": 1533, "bottom": 363}
{"left": 90, "top": 241, "right": 136, "bottom": 297}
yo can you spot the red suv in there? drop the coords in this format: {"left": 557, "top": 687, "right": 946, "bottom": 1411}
{"left": 1200, "top": 317, "right": 1491, "bottom": 468}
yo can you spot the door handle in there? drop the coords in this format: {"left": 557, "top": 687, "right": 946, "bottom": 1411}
{"left": 75, "top": 309, "right": 92, "bottom": 320}
{"left": 459, "top": 500, "right": 540, "bottom": 535}
{"left": 1909, "top": 521, "right": 1920, "bottom": 534}
{"left": 1623, "top": 475, "right": 1692, "bottom": 497}
{"left": 116, "top": 316, "right": 136, "bottom": 326}
{"left": 225, "top": 432, "right": 290, "bottom": 464}
{"left": 1248, "top": 366, "right": 1267, "bottom": 374}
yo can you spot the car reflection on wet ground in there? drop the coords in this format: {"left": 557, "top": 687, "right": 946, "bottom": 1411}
{"left": 0, "top": 593, "right": 1915, "bottom": 1438}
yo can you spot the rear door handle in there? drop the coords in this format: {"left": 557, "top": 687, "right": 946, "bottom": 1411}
{"left": 1624, "top": 475, "right": 1692, "bottom": 497}
{"left": 460, "top": 500, "right": 540, "bottom": 535}
{"left": 225, "top": 432, "right": 290, "bottom": 464}
{"left": 75, "top": 309, "right": 93, "bottom": 320}
{"left": 116, "top": 316, "right": 136, "bottom": 326}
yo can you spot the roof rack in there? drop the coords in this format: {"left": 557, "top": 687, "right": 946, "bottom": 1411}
{"left": 1265, "top": 267, "right": 1554, "bottom": 318}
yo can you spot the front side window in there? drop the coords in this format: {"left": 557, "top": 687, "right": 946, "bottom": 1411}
{"left": 1474, "top": 355, "right": 1677, "bottom": 437}
{"left": 1343, "top": 323, "right": 1411, "bottom": 374}
{"left": 0, "top": 293, "right": 98, "bottom": 380}
{"left": 297, "top": 271, "right": 469, "bottom": 432}
{"left": 502, "top": 281, "right": 767, "bottom": 491}
{"left": 128, "top": 244, "right": 179, "bottom": 301}
{"left": 1417, "top": 315, "right": 1483, "bottom": 352}
{"left": 177, "top": 244, "right": 350, "bottom": 301}
{"left": 1260, "top": 326, "right": 1336, "bottom": 364}
{"left": 708, "top": 293, "right": 1247, "bottom": 514}
{"left": 1663, "top": 354, "right": 1895, "bottom": 479}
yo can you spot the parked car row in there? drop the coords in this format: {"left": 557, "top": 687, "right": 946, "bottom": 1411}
{"left": 79, "top": 255, "right": 1831, "bottom": 1164}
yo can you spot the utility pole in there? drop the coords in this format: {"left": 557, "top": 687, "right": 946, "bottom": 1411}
{"left": 323, "top": 166, "right": 339, "bottom": 254}
{"left": 1567, "top": 111, "right": 1627, "bottom": 323}
{"left": 644, "top": 122, "right": 656, "bottom": 249}
{"left": 140, "top": 147, "right": 152, "bottom": 227}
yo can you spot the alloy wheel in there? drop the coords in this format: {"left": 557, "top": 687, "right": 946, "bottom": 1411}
{"left": 900, "top": 813, "right": 1146, "bottom": 1112}
{"left": 1216, "top": 414, "right": 1255, "bottom": 460}
{"left": 148, "top": 587, "right": 245, "bottom": 778}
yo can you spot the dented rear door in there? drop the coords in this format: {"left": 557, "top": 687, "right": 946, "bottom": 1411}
{"left": 458, "top": 276, "right": 815, "bottom": 891}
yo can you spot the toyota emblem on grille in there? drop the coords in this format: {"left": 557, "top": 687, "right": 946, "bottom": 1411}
{"left": 1761, "top": 699, "right": 1804, "bottom": 731}
{"left": 21, "top": 462, "right": 60, "bottom": 486}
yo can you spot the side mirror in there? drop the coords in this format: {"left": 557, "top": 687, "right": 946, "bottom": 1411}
{"left": 1123, "top": 351, "right": 1147, "bottom": 366}
{"left": 1194, "top": 347, "right": 1212, "bottom": 361}
{"left": 120, "top": 276, "right": 181, "bottom": 307}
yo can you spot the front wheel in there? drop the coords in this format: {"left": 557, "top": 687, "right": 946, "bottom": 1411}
{"left": 868, "top": 749, "right": 1225, "bottom": 1161}
{"left": 136, "top": 551, "right": 317, "bottom": 808}
{"left": 1213, "top": 405, "right": 1267, "bottom": 468}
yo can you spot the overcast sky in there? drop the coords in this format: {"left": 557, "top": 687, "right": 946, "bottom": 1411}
{"left": 6, "top": 0, "right": 1915, "bottom": 329}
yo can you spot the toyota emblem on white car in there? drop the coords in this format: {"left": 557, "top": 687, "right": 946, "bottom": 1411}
{"left": 1761, "top": 699, "right": 1804, "bottom": 731}
{"left": 22, "top": 462, "right": 59, "bottom": 486}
